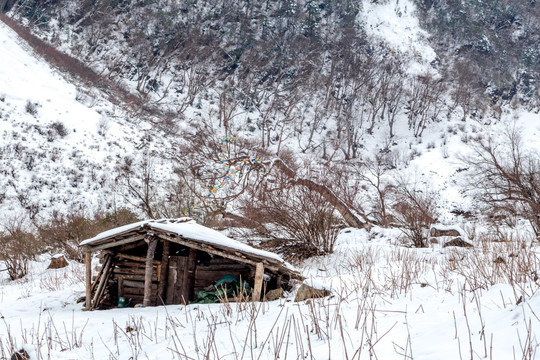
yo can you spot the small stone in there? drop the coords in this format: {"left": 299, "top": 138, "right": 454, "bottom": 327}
{"left": 265, "top": 288, "right": 284, "bottom": 301}
{"left": 442, "top": 237, "right": 473, "bottom": 248}
{"left": 294, "top": 284, "right": 331, "bottom": 302}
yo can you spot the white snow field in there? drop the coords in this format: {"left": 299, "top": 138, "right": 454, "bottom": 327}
{"left": 1, "top": 227, "right": 539, "bottom": 359}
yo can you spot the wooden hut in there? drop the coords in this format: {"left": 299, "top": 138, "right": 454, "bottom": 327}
{"left": 80, "top": 218, "right": 300, "bottom": 310}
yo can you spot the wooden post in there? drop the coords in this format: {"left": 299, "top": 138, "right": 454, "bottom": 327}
{"left": 85, "top": 252, "right": 92, "bottom": 310}
{"left": 157, "top": 240, "right": 170, "bottom": 305}
{"left": 166, "top": 257, "right": 177, "bottom": 305}
{"left": 143, "top": 237, "right": 158, "bottom": 307}
{"left": 252, "top": 262, "right": 264, "bottom": 302}
{"left": 118, "top": 278, "right": 124, "bottom": 299}
{"left": 181, "top": 248, "right": 197, "bottom": 303}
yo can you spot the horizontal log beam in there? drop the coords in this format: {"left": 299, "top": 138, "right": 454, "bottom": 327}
{"left": 115, "top": 253, "right": 162, "bottom": 265}
{"left": 82, "top": 235, "right": 146, "bottom": 253}
{"left": 156, "top": 234, "right": 281, "bottom": 273}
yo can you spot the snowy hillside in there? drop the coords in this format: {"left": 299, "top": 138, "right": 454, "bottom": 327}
{"left": 0, "top": 19, "right": 173, "bottom": 221}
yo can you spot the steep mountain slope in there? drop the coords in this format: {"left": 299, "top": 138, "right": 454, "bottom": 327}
{"left": 0, "top": 0, "right": 539, "bottom": 243}
{"left": 0, "top": 19, "right": 170, "bottom": 221}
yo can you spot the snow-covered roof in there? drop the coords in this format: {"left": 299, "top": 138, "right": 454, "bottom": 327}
{"left": 80, "top": 218, "right": 296, "bottom": 272}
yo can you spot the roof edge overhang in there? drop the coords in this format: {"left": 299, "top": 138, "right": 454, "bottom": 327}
{"left": 80, "top": 226, "right": 302, "bottom": 279}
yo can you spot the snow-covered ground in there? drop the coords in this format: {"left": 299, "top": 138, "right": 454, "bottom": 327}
{"left": 1, "top": 228, "right": 539, "bottom": 359}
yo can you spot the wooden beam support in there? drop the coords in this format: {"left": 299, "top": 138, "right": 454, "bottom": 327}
{"left": 156, "top": 234, "right": 282, "bottom": 273}
{"left": 82, "top": 234, "right": 146, "bottom": 253}
{"left": 110, "top": 252, "right": 162, "bottom": 265}
{"left": 181, "top": 248, "right": 197, "bottom": 303}
{"left": 85, "top": 252, "right": 92, "bottom": 310}
{"left": 143, "top": 237, "right": 158, "bottom": 307}
{"left": 252, "top": 262, "right": 264, "bottom": 302}
{"left": 117, "top": 239, "right": 147, "bottom": 252}
{"left": 157, "top": 240, "right": 170, "bottom": 305}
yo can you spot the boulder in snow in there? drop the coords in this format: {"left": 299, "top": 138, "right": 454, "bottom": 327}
{"left": 294, "top": 283, "right": 331, "bottom": 302}
{"left": 47, "top": 254, "right": 68, "bottom": 269}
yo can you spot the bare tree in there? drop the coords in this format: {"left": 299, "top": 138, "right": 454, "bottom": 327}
{"left": 406, "top": 73, "right": 444, "bottom": 137}
{"left": 115, "top": 153, "right": 163, "bottom": 219}
{"left": 463, "top": 126, "right": 540, "bottom": 238}
{"left": 391, "top": 175, "right": 438, "bottom": 247}
{"left": 359, "top": 155, "right": 395, "bottom": 226}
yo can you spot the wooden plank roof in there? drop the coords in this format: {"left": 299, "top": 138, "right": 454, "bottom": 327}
{"left": 79, "top": 218, "right": 300, "bottom": 277}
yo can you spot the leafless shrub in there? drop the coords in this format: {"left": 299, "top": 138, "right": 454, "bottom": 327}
{"left": 97, "top": 116, "right": 110, "bottom": 137}
{"left": 391, "top": 176, "right": 438, "bottom": 247}
{"left": 25, "top": 100, "right": 39, "bottom": 116}
{"left": 442, "top": 230, "right": 539, "bottom": 301}
{"left": 49, "top": 121, "right": 68, "bottom": 138}
{"left": 114, "top": 153, "right": 162, "bottom": 219}
{"left": 0, "top": 218, "right": 39, "bottom": 280}
{"left": 462, "top": 126, "right": 540, "bottom": 239}
{"left": 37, "top": 209, "right": 140, "bottom": 262}
{"left": 359, "top": 155, "right": 395, "bottom": 226}
{"left": 246, "top": 185, "right": 341, "bottom": 261}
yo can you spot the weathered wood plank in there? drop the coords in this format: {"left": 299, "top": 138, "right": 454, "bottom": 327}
{"left": 115, "top": 274, "right": 158, "bottom": 281}
{"left": 181, "top": 248, "right": 197, "bottom": 303}
{"left": 123, "top": 279, "right": 157, "bottom": 289}
{"left": 166, "top": 259, "right": 177, "bottom": 305}
{"left": 114, "top": 267, "right": 158, "bottom": 275}
{"left": 85, "top": 252, "right": 92, "bottom": 310}
{"left": 114, "top": 253, "right": 162, "bottom": 265}
{"left": 173, "top": 256, "right": 187, "bottom": 303}
{"left": 118, "top": 278, "right": 124, "bottom": 298}
{"left": 91, "top": 254, "right": 114, "bottom": 309}
{"left": 143, "top": 238, "right": 158, "bottom": 307}
{"left": 158, "top": 240, "right": 170, "bottom": 305}
{"left": 252, "top": 262, "right": 264, "bottom": 302}
{"left": 82, "top": 235, "right": 146, "bottom": 253}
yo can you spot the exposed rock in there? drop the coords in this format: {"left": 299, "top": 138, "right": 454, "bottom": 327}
{"left": 265, "top": 288, "right": 284, "bottom": 301}
{"left": 430, "top": 224, "right": 474, "bottom": 248}
{"left": 442, "top": 237, "right": 474, "bottom": 248}
{"left": 430, "top": 227, "right": 461, "bottom": 237}
{"left": 47, "top": 254, "right": 68, "bottom": 269}
{"left": 294, "top": 284, "right": 331, "bottom": 302}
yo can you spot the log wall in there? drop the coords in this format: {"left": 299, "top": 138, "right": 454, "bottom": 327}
{"left": 113, "top": 256, "right": 160, "bottom": 305}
